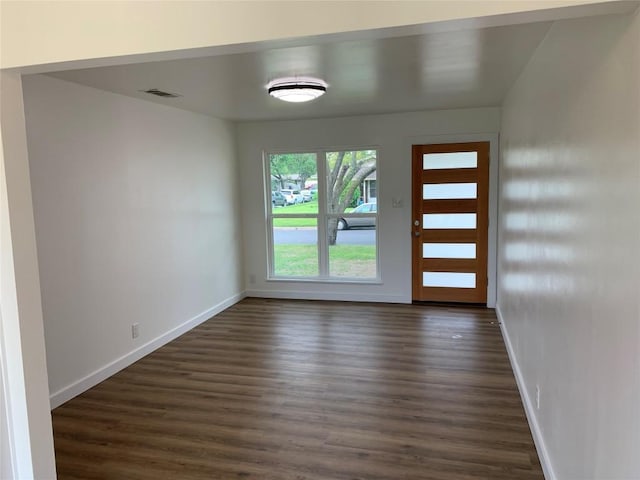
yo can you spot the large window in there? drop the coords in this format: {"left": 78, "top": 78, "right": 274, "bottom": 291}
{"left": 266, "top": 149, "right": 378, "bottom": 281}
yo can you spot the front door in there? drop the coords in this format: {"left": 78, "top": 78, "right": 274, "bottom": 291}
{"left": 411, "top": 142, "right": 489, "bottom": 303}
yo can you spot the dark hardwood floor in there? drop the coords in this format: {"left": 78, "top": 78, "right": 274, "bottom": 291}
{"left": 52, "top": 298, "right": 543, "bottom": 480}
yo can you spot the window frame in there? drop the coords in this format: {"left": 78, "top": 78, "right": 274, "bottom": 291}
{"left": 264, "top": 147, "right": 381, "bottom": 283}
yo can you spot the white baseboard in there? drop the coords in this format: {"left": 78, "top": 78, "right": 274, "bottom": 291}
{"left": 49, "top": 291, "right": 246, "bottom": 409}
{"left": 496, "top": 305, "right": 556, "bottom": 480}
{"left": 245, "top": 289, "right": 409, "bottom": 304}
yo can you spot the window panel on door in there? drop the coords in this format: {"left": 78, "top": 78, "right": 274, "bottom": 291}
{"left": 423, "top": 213, "right": 477, "bottom": 229}
{"left": 422, "top": 183, "right": 477, "bottom": 200}
{"left": 412, "top": 142, "right": 489, "bottom": 303}
{"left": 422, "top": 272, "right": 476, "bottom": 288}
{"left": 422, "top": 151, "right": 477, "bottom": 170}
{"left": 422, "top": 243, "right": 476, "bottom": 259}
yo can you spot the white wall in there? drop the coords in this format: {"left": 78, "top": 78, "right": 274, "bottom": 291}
{"left": 498, "top": 10, "right": 640, "bottom": 480}
{"left": 1, "top": 311, "right": 15, "bottom": 480}
{"left": 0, "top": 71, "right": 57, "bottom": 480}
{"left": 237, "top": 108, "right": 500, "bottom": 304}
{"left": 0, "top": 1, "right": 614, "bottom": 70}
{"left": 0, "top": 2, "right": 634, "bottom": 478}
{"left": 22, "top": 75, "right": 244, "bottom": 407}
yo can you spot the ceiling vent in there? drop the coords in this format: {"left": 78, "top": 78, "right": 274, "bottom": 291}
{"left": 141, "top": 88, "right": 181, "bottom": 98}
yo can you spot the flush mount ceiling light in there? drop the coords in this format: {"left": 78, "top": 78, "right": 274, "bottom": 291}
{"left": 267, "top": 77, "right": 327, "bottom": 103}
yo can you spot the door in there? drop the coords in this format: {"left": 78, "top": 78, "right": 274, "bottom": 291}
{"left": 412, "top": 142, "right": 489, "bottom": 303}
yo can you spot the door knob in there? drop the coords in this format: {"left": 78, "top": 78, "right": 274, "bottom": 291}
{"left": 414, "top": 220, "right": 420, "bottom": 226}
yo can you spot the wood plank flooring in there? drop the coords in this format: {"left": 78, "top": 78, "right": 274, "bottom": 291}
{"left": 52, "top": 298, "right": 543, "bottom": 480}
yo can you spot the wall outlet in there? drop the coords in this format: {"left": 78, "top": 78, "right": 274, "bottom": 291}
{"left": 131, "top": 323, "right": 140, "bottom": 339}
{"left": 536, "top": 385, "right": 540, "bottom": 410}
{"left": 249, "top": 274, "right": 256, "bottom": 285}
{"left": 392, "top": 197, "right": 403, "bottom": 208}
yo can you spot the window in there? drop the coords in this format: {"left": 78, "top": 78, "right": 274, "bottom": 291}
{"left": 266, "top": 149, "right": 378, "bottom": 281}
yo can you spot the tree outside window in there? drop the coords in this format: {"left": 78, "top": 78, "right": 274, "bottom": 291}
{"left": 267, "top": 149, "right": 378, "bottom": 280}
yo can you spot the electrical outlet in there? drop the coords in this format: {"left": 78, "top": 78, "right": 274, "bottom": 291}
{"left": 536, "top": 385, "right": 540, "bottom": 410}
{"left": 249, "top": 274, "right": 256, "bottom": 285}
{"left": 132, "top": 323, "right": 140, "bottom": 339}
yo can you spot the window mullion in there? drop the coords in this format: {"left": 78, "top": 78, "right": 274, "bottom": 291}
{"left": 317, "top": 149, "right": 328, "bottom": 278}
{"left": 266, "top": 215, "right": 275, "bottom": 277}
{"left": 263, "top": 152, "right": 274, "bottom": 278}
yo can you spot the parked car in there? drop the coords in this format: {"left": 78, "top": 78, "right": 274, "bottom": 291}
{"left": 271, "top": 191, "right": 286, "bottom": 207}
{"left": 280, "top": 189, "right": 303, "bottom": 205}
{"left": 337, "top": 202, "right": 377, "bottom": 230}
{"left": 300, "top": 190, "right": 312, "bottom": 202}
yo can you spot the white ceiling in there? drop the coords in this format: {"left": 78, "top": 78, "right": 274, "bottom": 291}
{"left": 40, "top": 3, "right": 640, "bottom": 122}
{"left": 45, "top": 19, "right": 563, "bottom": 122}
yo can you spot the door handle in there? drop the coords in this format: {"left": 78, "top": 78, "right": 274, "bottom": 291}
{"left": 413, "top": 219, "right": 421, "bottom": 237}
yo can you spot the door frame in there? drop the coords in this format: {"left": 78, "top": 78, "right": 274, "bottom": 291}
{"left": 406, "top": 133, "right": 499, "bottom": 308}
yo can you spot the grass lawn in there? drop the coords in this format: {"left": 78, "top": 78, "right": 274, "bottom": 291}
{"left": 274, "top": 244, "right": 376, "bottom": 278}
{"left": 273, "top": 200, "right": 354, "bottom": 228}
{"left": 273, "top": 244, "right": 318, "bottom": 276}
{"left": 273, "top": 200, "right": 318, "bottom": 227}
{"left": 273, "top": 217, "right": 317, "bottom": 227}
{"left": 274, "top": 200, "right": 319, "bottom": 214}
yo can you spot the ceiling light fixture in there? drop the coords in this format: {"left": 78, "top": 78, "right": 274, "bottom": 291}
{"left": 267, "top": 77, "right": 327, "bottom": 103}
{"left": 140, "top": 88, "right": 181, "bottom": 98}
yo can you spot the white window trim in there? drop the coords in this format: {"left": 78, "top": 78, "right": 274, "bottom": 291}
{"left": 264, "top": 148, "right": 381, "bottom": 283}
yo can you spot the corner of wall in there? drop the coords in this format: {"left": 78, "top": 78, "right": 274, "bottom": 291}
{"left": 495, "top": 304, "right": 556, "bottom": 480}
{"left": 50, "top": 291, "right": 247, "bottom": 409}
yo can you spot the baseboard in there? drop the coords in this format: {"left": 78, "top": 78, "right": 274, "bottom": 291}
{"left": 496, "top": 305, "right": 556, "bottom": 480}
{"left": 49, "top": 291, "right": 246, "bottom": 409}
{"left": 245, "top": 289, "right": 409, "bottom": 304}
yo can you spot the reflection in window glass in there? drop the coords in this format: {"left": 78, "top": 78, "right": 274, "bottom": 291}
{"left": 273, "top": 221, "right": 318, "bottom": 277}
{"left": 423, "top": 213, "right": 477, "bottom": 229}
{"left": 423, "top": 183, "right": 477, "bottom": 200}
{"left": 423, "top": 243, "right": 476, "bottom": 259}
{"left": 422, "top": 272, "right": 476, "bottom": 288}
{"left": 423, "top": 152, "right": 477, "bottom": 170}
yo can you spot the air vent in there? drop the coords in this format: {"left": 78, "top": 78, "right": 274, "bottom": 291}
{"left": 141, "top": 88, "right": 181, "bottom": 98}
